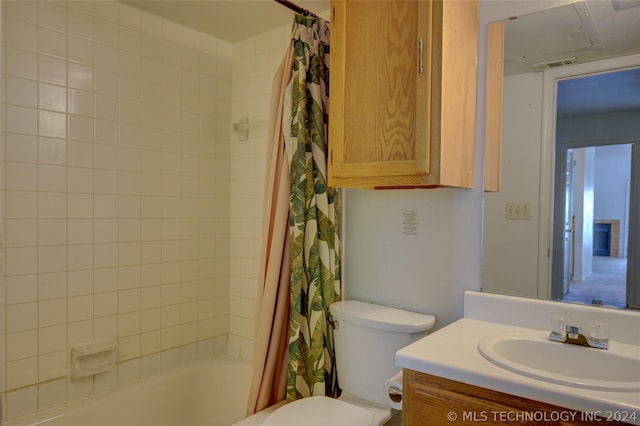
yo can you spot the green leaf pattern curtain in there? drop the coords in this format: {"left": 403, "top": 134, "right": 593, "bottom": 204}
{"left": 285, "top": 14, "right": 341, "bottom": 401}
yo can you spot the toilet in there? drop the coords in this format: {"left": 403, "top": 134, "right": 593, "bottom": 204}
{"left": 251, "top": 300, "right": 436, "bottom": 426}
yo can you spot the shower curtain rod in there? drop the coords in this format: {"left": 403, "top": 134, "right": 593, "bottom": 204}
{"left": 274, "top": 0, "right": 318, "bottom": 17}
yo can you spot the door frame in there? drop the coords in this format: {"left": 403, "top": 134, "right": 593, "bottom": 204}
{"left": 539, "top": 53, "right": 640, "bottom": 308}
{"left": 551, "top": 140, "right": 638, "bottom": 305}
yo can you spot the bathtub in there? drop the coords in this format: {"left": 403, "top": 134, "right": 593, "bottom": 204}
{"left": 5, "top": 356, "right": 253, "bottom": 426}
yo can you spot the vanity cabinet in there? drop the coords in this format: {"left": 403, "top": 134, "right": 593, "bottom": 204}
{"left": 403, "top": 370, "right": 629, "bottom": 425}
{"left": 328, "top": 0, "right": 478, "bottom": 189}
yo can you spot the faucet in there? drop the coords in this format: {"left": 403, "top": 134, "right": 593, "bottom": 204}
{"left": 548, "top": 317, "right": 609, "bottom": 350}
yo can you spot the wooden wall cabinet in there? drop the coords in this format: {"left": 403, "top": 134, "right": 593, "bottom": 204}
{"left": 484, "top": 20, "right": 505, "bottom": 192}
{"left": 328, "top": 0, "right": 479, "bottom": 189}
{"left": 403, "top": 370, "right": 629, "bottom": 426}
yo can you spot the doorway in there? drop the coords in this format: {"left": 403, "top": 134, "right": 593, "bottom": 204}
{"left": 547, "top": 65, "right": 640, "bottom": 309}
{"left": 552, "top": 143, "right": 633, "bottom": 308}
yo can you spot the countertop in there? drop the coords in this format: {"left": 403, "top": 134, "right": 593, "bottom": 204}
{"left": 395, "top": 317, "right": 640, "bottom": 424}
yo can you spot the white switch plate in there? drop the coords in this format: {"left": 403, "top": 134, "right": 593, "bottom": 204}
{"left": 505, "top": 202, "right": 531, "bottom": 220}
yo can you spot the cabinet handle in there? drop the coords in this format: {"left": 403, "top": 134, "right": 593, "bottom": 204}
{"left": 418, "top": 38, "right": 424, "bottom": 77}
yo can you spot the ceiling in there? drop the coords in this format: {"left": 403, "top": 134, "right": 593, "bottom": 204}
{"left": 504, "top": 0, "right": 640, "bottom": 75}
{"left": 124, "top": 0, "right": 330, "bottom": 43}
{"left": 124, "top": 0, "right": 639, "bottom": 118}
{"left": 504, "top": 0, "right": 640, "bottom": 118}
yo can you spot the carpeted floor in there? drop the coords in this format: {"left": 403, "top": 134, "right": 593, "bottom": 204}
{"left": 561, "top": 256, "right": 627, "bottom": 308}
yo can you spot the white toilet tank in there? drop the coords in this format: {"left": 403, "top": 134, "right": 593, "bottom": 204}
{"left": 329, "top": 300, "right": 435, "bottom": 407}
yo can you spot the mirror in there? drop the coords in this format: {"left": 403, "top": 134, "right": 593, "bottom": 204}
{"left": 482, "top": 0, "right": 640, "bottom": 309}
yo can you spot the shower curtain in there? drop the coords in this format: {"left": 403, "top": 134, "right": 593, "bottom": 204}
{"left": 246, "top": 45, "right": 294, "bottom": 415}
{"left": 285, "top": 13, "right": 340, "bottom": 401}
{"left": 247, "top": 13, "right": 340, "bottom": 415}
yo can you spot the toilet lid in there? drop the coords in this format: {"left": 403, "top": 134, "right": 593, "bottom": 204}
{"left": 262, "top": 396, "right": 375, "bottom": 426}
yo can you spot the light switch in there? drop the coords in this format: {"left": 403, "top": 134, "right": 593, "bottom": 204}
{"left": 505, "top": 202, "right": 531, "bottom": 220}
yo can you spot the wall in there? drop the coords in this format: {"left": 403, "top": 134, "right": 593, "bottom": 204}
{"left": 0, "top": 0, "right": 589, "bottom": 420}
{"left": 594, "top": 144, "right": 632, "bottom": 257}
{"left": 483, "top": 67, "right": 640, "bottom": 298}
{"left": 1, "top": 1, "right": 232, "bottom": 420}
{"left": 557, "top": 109, "right": 640, "bottom": 144}
{"left": 344, "top": 188, "right": 482, "bottom": 328}
{"left": 228, "top": 23, "right": 291, "bottom": 360}
{"left": 572, "top": 147, "right": 595, "bottom": 281}
{"left": 482, "top": 72, "right": 544, "bottom": 298}
{"left": 344, "top": 0, "right": 576, "bottom": 329}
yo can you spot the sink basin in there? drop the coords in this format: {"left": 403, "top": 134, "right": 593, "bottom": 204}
{"left": 478, "top": 331, "right": 640, "bottom": 391}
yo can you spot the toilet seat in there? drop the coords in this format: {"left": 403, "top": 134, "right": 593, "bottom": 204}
{"left": 261, "top": 396, "right": 375, "bottom": 426}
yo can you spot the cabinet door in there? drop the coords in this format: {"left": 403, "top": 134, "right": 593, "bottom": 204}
{"left": 404, "top": 370, "right": 629, "bottom": 426}
{"left": 329, "top": 0, "right": 432, "bottom": 184}
{"left": 484, "top": 20, "right": 505, "bottom": 192}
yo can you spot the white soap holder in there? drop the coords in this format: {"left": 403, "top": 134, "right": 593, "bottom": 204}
{"left": 70, "top": 338, "right": 117, "bottom": 378}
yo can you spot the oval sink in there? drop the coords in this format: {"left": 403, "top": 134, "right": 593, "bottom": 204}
{"left": 478, "top": 331, "right": 640, "bottom": 391}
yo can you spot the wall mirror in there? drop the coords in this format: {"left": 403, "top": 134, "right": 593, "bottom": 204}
{"left": 482, "top": 0, "right": 640, "bottom": 310}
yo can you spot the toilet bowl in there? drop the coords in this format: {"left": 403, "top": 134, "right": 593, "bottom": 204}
{"left": 241, "top": 300, "right": 435, "bottom": 426}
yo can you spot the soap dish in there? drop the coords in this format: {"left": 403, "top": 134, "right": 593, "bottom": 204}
{"left": 70, "top": 338, "right": 117, "bottom": 378}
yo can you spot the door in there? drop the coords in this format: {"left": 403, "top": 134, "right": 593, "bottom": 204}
{"left": 552, "top": 142, "right": 638, "bottom": 308}
{"left": 328, "top": 0, "right": 431, "bottom": 179}
{"left": 562, "top": 151, "right": 575, "bottom": 295}
{"left": 542, "top": 63, "right": 640, "bottom": 308}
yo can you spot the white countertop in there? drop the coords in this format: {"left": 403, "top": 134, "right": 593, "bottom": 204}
{"left": 395, "top": 292, "right": 640, "bottom": 424}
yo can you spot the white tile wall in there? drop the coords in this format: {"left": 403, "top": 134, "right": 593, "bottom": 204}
{"left": 1, "top": 0, "right": 232, "bottom": 421}
{"left": 228, "top": 23, "right": 292, "bottom": 360}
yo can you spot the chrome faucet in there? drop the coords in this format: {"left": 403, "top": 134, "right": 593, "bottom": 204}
{"left": 548, "top": 317, "right": 609, "bottom": 350}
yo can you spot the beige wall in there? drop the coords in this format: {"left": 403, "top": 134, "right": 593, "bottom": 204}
{"left": 228, "top": 22, "right": 291, "bottom": 359}
{"left": 482, "top": 72, "right": 543, "bottom": 299}
{"left": 482, "top": 57, "right": 640, "bottom": 299}
{"left": 1, "top": 0, "right": 231, "bottom": 420}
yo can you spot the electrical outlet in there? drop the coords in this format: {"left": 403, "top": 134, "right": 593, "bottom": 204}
{"left": 505, "top": 202, "right": 531, "bottom": 220}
